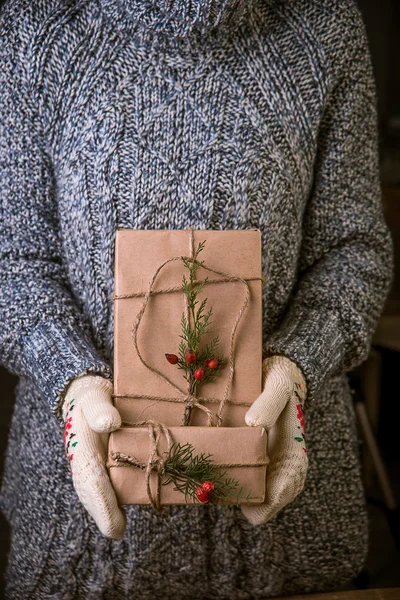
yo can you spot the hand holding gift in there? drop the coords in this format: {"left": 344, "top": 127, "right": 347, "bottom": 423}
{"left": 62, "top": 374, "right": 126, "bottom": 539}
{"left": 241, "top": 354, "right": 308, "bottom": 525}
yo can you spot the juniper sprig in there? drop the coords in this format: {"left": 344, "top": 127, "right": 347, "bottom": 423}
{"left": 174, "top": 240, "right": 226, "bottom": 424}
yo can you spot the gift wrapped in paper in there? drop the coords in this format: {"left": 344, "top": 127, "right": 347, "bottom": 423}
{"left": 107, "top": 227, "right": 268, "bottom": 508}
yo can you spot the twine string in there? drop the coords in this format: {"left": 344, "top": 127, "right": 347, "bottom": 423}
{"left": 114, "top": 393, "right": 253, "bottom": 408}
{"left": 112, "top": 227, "right": 264, "bottom": 426}
{"left": 113, "top": 420, "right": 174, "bottom": 512}
{"left": 113, "top": 275, "right": 262, "bottom": 300}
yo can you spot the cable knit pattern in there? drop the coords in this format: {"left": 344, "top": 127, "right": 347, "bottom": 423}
{"left": 0, "top": 0, "right": 394, "bottom": 597}
{"left": 100, "top": 0, "right": 255, "bottom": 40}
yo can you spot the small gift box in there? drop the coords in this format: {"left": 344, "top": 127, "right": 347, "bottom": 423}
{"left": 107, "top": 424, "right": 268, "bottom": 508}
{"left": 107, "top": 227, "right": 268, "bottom": 508}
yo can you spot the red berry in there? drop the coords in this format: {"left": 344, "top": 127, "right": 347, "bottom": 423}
{"left": 207, "top": 359, "right": 219, "bottom": 369}
{"left": 203, "top": 360, "right": 210, "bottom": 367}
{"left": 201, "top": 481, "right": 215, "bottom": 493}
{"left": 165, "top": 353, "right": 179, "bottom": 364}
{"left": 194, "top": 368, "right": 205, "bottom": 380}
{"left": 195, "top": 487, "right": 209, "bottom": 503}
{"left": 186, "top": 350, "right": 197, "bottom": 364}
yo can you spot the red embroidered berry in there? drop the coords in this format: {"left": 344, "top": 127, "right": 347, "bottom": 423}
{"left": 207, "top": 359, "right": 219, "bottom": 369}
{"left": 296, "top": 404, "right": 305, "bottom": 429}
{"left": 201, "top": 481, "right": 215, "bottom": 493}
{"left": 186, "top": 350, "right": 197, "bottom": 364}
{"left": 165, "top": 353, "right": 179, "bottom": 364}
{"left": 195, "top": 487, "right": 209, "bottom": 503}
{"left": 194, "top": 368, "right": 205, "bottom": 380}
{"left": 69, "top": 454, "right": 74, "bottom": 460}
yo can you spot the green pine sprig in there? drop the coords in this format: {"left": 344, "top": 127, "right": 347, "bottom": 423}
{"left": 165, "top": 240, "right": 226, "bottom": 424}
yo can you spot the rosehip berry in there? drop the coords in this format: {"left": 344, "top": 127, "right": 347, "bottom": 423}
{"left": 194, "top": 368, "right": 205, "bottom": 380}
{"left": 195, "top": 487, "right": 209, "bottom": 503}
{"left": 201, "top": 481, "right": 215, "bottom": 493}
{"left": 207, "top": 359, "right": 219, "bottom": 369}
{"left": 165, "top": 353, "right": 179, "bottom": 364}
{"left": 186, "top": 350, "right": 197, "bottom": 364}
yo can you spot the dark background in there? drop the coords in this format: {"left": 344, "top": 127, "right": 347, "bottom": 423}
{"left": 0, "top": 0, "right": 400, "bottom": 595}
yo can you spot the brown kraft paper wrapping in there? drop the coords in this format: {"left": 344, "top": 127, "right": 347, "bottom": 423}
{"left": 112, "top": 228, "right": 263, "bottom": 427}
{"left": 107, "top": 426, "right": 268, "bottom": 506}
{"left": 108, "top": 227, "right": 267, "bottom": 506}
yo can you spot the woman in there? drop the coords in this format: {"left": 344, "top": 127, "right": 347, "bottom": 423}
{"left": 0, "top": 0, "right": 394, "bottom": 597}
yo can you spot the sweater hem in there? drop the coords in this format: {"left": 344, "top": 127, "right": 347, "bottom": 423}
{"left": 262, "top": 306, "right": 346, "bottom": 408}
{"left": 21, "top": 320, "right": 113, "bottom": 426}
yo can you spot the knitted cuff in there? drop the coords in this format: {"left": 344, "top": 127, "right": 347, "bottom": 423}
{"left": 262, "top": 354, "right": 307, "bottom": 402}
{"left": 21, "top": 320, "right": 113, "bottom": 427}
{"left": 62, "top": 374, "right": 114, "bottom": 422}
{"left": 263, "top": 306, "right": 346, "bottom": 408}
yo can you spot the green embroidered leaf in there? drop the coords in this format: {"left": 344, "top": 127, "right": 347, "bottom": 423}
{"left": 72, "top": 441, "right": 78, "bottom": 447}
{"left": 294, "top": 437, "right": 303, "bottom": 442}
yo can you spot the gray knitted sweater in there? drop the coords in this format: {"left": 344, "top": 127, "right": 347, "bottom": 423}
{"left": 0, "top": 0, "right": 394, "bottom": 597}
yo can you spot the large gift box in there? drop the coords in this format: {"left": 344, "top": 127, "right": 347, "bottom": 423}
{"left": 107, "top": 228, "right": 268, "bottom": 509}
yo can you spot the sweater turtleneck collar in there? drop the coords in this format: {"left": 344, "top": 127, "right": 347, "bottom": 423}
{"left": 99, "top": 0, "right": 254, "bottom": 44}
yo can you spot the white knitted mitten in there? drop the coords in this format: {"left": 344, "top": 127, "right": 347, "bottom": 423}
{"left": 241, "top": 354, "right": 308, "bottom": 525}
{"left": 62, "top": 374, "right": 126, "bottom": 539}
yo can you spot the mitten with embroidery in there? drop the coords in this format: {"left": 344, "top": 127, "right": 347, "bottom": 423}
{"left": 62, "top": 374, "right": 126, "bottom": 539}
{"left": 241, "top": 354, "right": 308, "bottom": 525}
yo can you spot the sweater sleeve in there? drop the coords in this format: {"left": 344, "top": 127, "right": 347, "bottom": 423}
{"left": 0, "top": 6, "right": 113, "bottom": 425}
{"left": 262, "top": 12, "right": 395, "bottom": 408}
